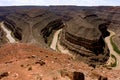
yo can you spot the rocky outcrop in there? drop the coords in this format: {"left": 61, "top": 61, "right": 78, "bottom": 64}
{"left": 60, "top": 70, "right": 85, "bottom": 80}
{"left": 73, "top": 72, "right": 85, "bottom": 80}
{"left": 58, "top": 13, "right": 110, "bottom": 65}
{"left": 0, "top": 72, "right": 9, "bottom": 79}
{"left": 98, "top": 75, "right": 108, "bottom": 80}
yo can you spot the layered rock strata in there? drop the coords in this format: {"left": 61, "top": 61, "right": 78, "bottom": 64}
{"left": 0, "top": 26, "right": 7, "bottom": 45}
{"left": 0, "top": 8, "right": 64, "bottom": 48}
{"left": 58, "top": 14, "right": 110, "bottom": 66}
{"left": 41, "top": 19, "right": 64, "bottom": 43}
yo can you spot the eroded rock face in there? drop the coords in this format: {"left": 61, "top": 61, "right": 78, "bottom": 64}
{"left": 0, "top": 6, "right": 120, "bottom": 79}
{"left": 41, "top": 19, "right": 64, "bottom": 43}
{"left": 0, "top": 7, "right": 63, "bottom": 48}
{"left": 59, "top": 13, "right": 110, "bottom": 65}
{"left": 0, "top": 24, "right": 8, "bottom": 45}
{"left": 4, "top": 21, "right": 22, "bottom": 40}
{"left": 0, "top": 7, "right": 111, "bottom": 66}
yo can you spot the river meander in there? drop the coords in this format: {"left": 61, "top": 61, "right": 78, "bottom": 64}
{"left": 0, "top": 22, "right": 16, "bottom": 43}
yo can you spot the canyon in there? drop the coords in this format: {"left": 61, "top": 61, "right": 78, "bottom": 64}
{"left": 0, "top": 6, "right": 120, "bottom": 80}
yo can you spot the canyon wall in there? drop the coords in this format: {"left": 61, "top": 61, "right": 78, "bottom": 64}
{"left": 58, "top": 13, "right": 110, "bottom": 66}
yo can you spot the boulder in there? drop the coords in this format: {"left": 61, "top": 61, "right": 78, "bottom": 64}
{"left": 98, "top": 75, "right": 108, "bottom": 80}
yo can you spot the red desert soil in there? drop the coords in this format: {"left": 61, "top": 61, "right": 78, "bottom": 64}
{"left": 0, "top": 43, "right": 120, "bottom": 80}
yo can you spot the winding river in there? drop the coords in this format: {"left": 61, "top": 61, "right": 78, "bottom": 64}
{"left": 50, "top": 29, "right": 72, "bottom": 56}
{"left": 50, "top": 29, "right": 120, "bottom": 69}
{"left": 1, "top": 20, "right": 119, "bottom": 69}
{"left": 0, "top": 22, "right": 16, "bottom": 43}
{"left": 50, "top": 29, "right": 62, "bottom": 50}
{"left": 105, "top": 30, "right": 120, "bottom": 70}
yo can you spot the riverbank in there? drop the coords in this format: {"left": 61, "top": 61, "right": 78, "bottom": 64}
{"left": 50, "top": 29, "right": 73, "bottom": 56}
{"left": 105, "top": 30, "right": 120, "bottom": 70}
{"left": 0, "top": 22, "right": 16, "bottom": 43}
{"left": 50, "top": 28, "right": 120, "bottom": 70}
{"left": 50, "top": 29, "right": 62, "bottom": 50}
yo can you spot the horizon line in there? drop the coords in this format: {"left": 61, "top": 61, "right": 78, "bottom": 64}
{"left": 0, "top": 5, "right": 119, "bottom": 7}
